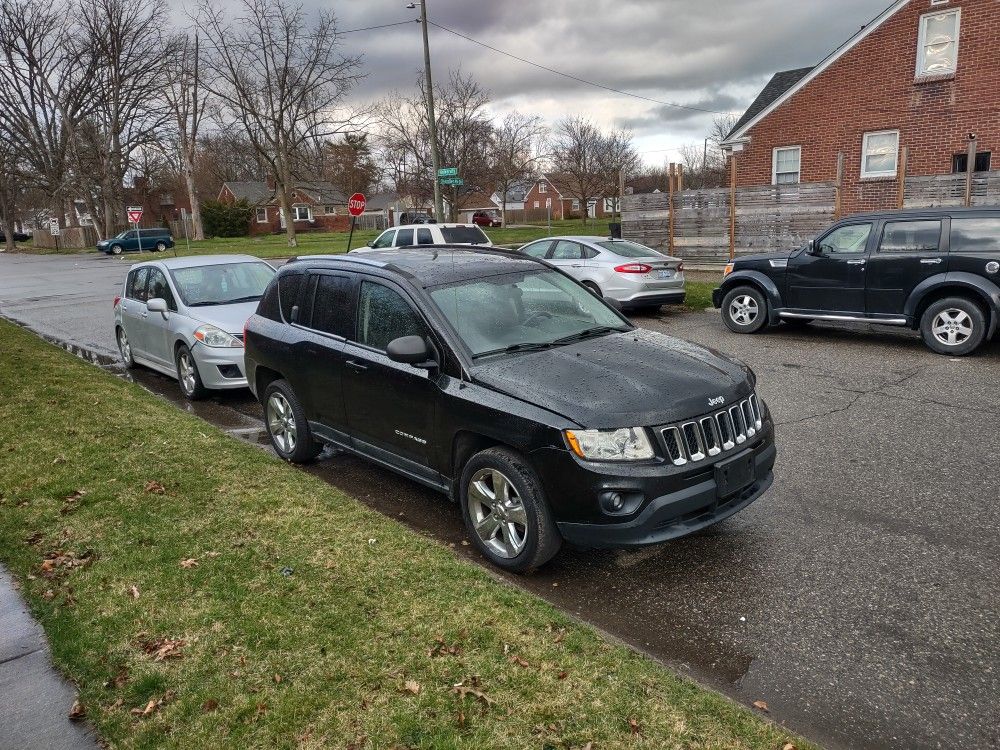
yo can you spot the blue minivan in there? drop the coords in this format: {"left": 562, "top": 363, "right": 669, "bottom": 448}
{"left": 97, "top": 228, "right": 175, "bottom": 255}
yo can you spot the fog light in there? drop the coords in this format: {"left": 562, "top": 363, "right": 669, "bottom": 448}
{"left": 599, "top": 490, "right": 642, "bottom": 515}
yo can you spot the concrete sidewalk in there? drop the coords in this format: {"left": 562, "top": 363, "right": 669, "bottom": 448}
{"left": 0, "top": 568, "right": 99, "bottom": 750}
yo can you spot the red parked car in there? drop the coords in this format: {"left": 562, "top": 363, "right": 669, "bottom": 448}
{"left": 471, "top": 211, "right": 502, "bottom": 228}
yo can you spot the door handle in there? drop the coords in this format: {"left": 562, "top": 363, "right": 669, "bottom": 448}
{"left": 345, "top": 360, "right": 368, "bottom": 372}
{"left": 846, "top": 259, "right": 866, "bottom": 265}
{"left": 140, "top": 311, "right": 148, "bottom": 318}
{"left": 920, "top": 257, "right": 943, "bottom": 265}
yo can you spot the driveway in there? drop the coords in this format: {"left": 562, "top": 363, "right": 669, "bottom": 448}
{"left": 1, "top": 251, "right": 998, "bottom": 749}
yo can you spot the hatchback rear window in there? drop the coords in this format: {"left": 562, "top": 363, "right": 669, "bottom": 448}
{"left": 596, "top": 240, "right": 663, "bottom": 258}
{"left": 950, "top": 218, "right": 1000, "bottom": 253}
{"left": 441, "top": 226, "right": 489, "bottom": 244}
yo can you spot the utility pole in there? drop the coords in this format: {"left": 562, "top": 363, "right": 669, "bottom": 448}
{"left": 409, "top": 1, "right": 444, "bottom": 221}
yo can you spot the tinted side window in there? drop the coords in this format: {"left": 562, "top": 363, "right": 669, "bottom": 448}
{"left": 128, "top": 267, "right": 150, "bottom": 301}
{"left": 950, "top": 218, "right": 1000, "bottom": 253}
{"left": 879, "top": 220, "right": 941, "bottom": 253}
{"left": 357, "top": 281, "right": 426, "bottom": 351}
{"left": 371, "top": 230, "right": 395, "bottom": 249}
{"left": 416, "top": 228, "right": 433, "bottom": 245}
{"left": 278, "top": 272, "right": 305, "bottom": 322}
{"left": 440, "top": 226, "right": 489, "bottom": 244}
{"left": 146, "top": 268, "right": 176, "bottom": 309}
{"left": 257, "top": 278, "right": 281, "bottom": 321}
{"left": 310, "top": 275, "right": 352, "bottom": 337}
{"left": 396, "top": 228, "right": 414, "bottom": 246}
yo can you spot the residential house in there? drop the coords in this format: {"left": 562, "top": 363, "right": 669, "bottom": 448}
{"left": 722, "top": 0, "right": 1000, "bottom": 214}
{"left": 217, "top": 179, "right": 351, "bottom": 235}
{"left": 523, "top": 173, "right": 611, "bottom": 220}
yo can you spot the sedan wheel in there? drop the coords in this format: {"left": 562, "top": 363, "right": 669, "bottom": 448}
{"left": 266, "top": 392, "right": 297, "bottom": 455}
{"left": 467, "top": 468, "right": 528, "bottom": 559}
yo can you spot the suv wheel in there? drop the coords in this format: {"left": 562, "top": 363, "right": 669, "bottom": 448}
{"left": 920, "top": 297, "right": 986, "bottom": 356}
{"left": 155, "top": 241, "right": 167, "bottom": 252}
{"left": 263, "top": 379, "right": 322, "bottom": 463}
{"left": 459, "top": 447, "right": 561, "bottom": 573}
{"left": 117, "top": 327, "right": 134, "bottom": 369}
{"left": 176, "top": 344, "right": 207, "bottom": 400}
{"left": 110, "top": 244, "right": 123, "bottom": 255}
{"left": 721, "top": 285, "right": 768, "bottom": 333}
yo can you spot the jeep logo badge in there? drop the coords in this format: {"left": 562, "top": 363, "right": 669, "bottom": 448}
{"left": 987, "top": 261, "right": 999, "bottom": 274}
{"left": 708, "top": 396, "right": 726, "bottom": 407}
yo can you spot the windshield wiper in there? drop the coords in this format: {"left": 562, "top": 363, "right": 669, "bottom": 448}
{"left": 550, "top": 325, "right": 629, "bottom": 345}
{"left": 473, "top": 341, "right": 556, "bottom": 358}
{"left": 187, "top": 295, "right": 261, "bottom": 307}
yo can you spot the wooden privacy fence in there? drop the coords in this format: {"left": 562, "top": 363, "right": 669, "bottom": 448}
{"left": 622, "top": 182, "right": 836, "bottom": 264}
{"left": 903, "top": 171, "right": 1000, "bottom": 208}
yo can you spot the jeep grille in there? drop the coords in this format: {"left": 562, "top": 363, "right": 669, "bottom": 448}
{"left": 660, "top": 394, "right": 763, "bottom": 466}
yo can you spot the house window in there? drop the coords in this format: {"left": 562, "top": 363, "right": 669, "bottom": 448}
{"left": 533, "top": 201, "right": 540, "bottom": 208}
{"left": 325, "top": 205, "right": 337, "bottom": 215}
{"left": 861, "top": 131, "right": 900, "bottom": 178}
{"left": 772, "top": 146, "right": 801, "bottom": 184}
{"left": 572, "top": 199, "right": 580, "bottom": 210}
{"left": 538, "top": 182, "right": 547, "bottom": 194}
{"left": 256, "top": 207, "right": 268, "bottom": 223}
{"left": 916, "top": 9, "right": 960, "bottom": 77}
{"left": 293, "top": 205, "right": 311, "bottom": 222}
{"left": 952, "top": 152, "right": 992, "bottom": 174}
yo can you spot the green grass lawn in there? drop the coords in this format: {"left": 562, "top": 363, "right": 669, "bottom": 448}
{"left": 0, "top": 319, "right": 806, "bottom": 750}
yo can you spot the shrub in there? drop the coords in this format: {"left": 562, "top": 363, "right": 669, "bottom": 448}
{"left": 201, "top": 199, "right": 253, "bottom": 238}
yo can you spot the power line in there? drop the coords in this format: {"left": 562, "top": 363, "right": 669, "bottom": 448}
{"left": 428, "top": 20, "right": 735, "bottom": 117}
{"left": 341, "top": 20, "right": 416, "bottom": 34}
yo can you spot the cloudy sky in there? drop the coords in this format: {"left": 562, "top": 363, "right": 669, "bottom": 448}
{"left": 201, "top": 0, "right": 896, "bottom": 165}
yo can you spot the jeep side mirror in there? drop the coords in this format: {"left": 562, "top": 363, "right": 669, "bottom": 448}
{"left": 387, "top": 335, "right": 436, "bottom": 369}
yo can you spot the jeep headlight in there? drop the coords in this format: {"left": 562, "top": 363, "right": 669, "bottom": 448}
{"left": 193, "top": 325, "right": 242, "bottom": 348}
{"left": 564, "top": 427, "right": 655, "bottom": 461}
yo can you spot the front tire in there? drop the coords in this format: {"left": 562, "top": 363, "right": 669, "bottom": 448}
{"left": 721, "top": 285, "right": 768, "bottom": 333}
{"left": 176, "top": 344, "right": 208, "bottom": 400}
{"left": 110, "top": 244, "right": 123, "bottom": 256}
{"left": 920, "top": 297, "right": 986, "bottom": 356}
{"left": 263, "top": 379, "right": 322, "bottom": 463}
{"left": 460, "top": 447, "right": 561, "bottom": 573}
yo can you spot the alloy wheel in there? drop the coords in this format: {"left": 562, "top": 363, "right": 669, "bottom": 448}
{"left": 931, "top": 308, "right": 973, "bottom": 346}
{"left": 466, "top": 468, "right": 528, "bottom": 559}
{"left": 178, "top": 351, "right": 197, "bottom": 395}
{"left": 267, "top": 392, "right": 297, "bottom": 454}
{"left": 729, "top": 295, "right": 759, "bottom": 326}
{"left": 118, "top": 329, "right": 131, "bottom": 364}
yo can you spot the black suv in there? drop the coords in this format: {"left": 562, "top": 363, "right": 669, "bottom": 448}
{"left": 244, "top": 247, "right": 775, "bottom": 571}
{"left": 713, "top": 208, "right": 1000, "bottom": 356}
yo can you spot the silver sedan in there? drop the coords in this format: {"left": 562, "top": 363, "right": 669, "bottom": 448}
{"left": 517, "top": 236, "right": 685, "bottom": 309}
{"left": 113, "top": 255, "right": 276, "bottom": 399}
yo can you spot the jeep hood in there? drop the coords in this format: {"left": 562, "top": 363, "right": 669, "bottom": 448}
{"left": 470, "top": 328, "right": 754, "bottom": 428}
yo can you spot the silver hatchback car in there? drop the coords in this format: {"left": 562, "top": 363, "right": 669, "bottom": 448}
{"left": 113, "top": 255, "right": 276, "bottom": 399}
{"left": 518, "top": 236, "right": 684, "bottom": 310}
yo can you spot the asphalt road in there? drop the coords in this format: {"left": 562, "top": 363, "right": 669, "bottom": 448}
{"left": 1, "top": 251, "right": 998, "bottom": 749}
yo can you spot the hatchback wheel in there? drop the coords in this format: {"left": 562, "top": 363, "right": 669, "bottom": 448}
{"left": 263, "top": 379, "right": 322, "bottom": 463}
{"left": 460, "top": 447, "right": 561, "bottom": 573}
{"left": 110, "top": 244, "right": 123, "bottom": 255}
{"left": 920, "top": 297, "right": 986, "bottom": 356}
{"left": 721, "top": 286, "right": 768, "bottom": 333}
{"left": 176, "top": 344, "right": 207, "bottom": 400}
{"left": 117, "top": 327, "right": 134, "bottom": 369}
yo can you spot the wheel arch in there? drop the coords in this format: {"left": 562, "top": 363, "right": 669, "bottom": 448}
{"left": 719, "top": 271, "right": 783, "bottom": 323}
{"left": 254, "top": 365, "right": 284, "bottom": 404}
{"left": 906, "top": 273, "right": 1000, "bottom": 337}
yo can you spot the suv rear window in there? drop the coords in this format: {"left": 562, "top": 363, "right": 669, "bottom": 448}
{"left": 441, "top": 226, "right": 489, "bottom": 244}
{"left": 279, "top": 273, "right": 305, "bottom": 322}
{"left": 950, "top": 217, "right": 1000, "bottom": 253}
{"left": 879, "top": 220, "right": 941, "bottom": 253}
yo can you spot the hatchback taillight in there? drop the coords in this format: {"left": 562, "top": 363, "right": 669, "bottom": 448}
{"left": 113, "top": 295, "right": 120, "bottom": 307}
{"left": 614, "top": 263, "right": 652, "bottom": 274}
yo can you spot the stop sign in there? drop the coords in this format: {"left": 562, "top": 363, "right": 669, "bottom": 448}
{"left": 348, "top": 193, "right": 366, "bottom": 217}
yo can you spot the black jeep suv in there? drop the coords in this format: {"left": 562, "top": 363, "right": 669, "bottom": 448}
{"left": 244, "top": 247, "right": 775, "bottom": 572}
{"left": 713, "top": 208, "right": 1000, "bottom": 356}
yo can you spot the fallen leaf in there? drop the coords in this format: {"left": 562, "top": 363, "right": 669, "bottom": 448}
{"left": 451, "top": 685, "right": 492, "bottom": 706}
{"left": 753, "top": 700, "right": 769, "bottom": 712}
{"left": 782, "top": 744, "right": 797, "bottom": 750}
{"left": 69, "top": 700, "right": 86, "bottom": 720}
{"left": 144, "top": 481, "right": 166, "bottom": 495}
{"left": 137, "top": 635, "right": 185, "bottom": 661}
{"left": 130, "top": 699, "right": 158, "bottom": 717}
{"left": 557, "top": 670, "right": 568, "bottom": 680}
{"left": 403, "top": 680, "right": 421, "bottom": 695}
{"left": 510, "top": 655, "right": 531, "bottom": 668}
{"left": 273, "top": 674, "right": 282, "bottom": 684}
{"left": 25, "top": 531, "right": 43, "bottom": 546}
{"left": 128, "top": 585, "right": 140, "bottom": 599}
{"left": 179, "top": 558, "right": 198, "bottom": 569}
{"left": 202, "top": 699, "right": 219, "bottom": 713}
{"left": 628, "top": 717, "right": 641, "bottom": 735}
{"left": 42, "top": 589, "right": 55, "bottom": 600}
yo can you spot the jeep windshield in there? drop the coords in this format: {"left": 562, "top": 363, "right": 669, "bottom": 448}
{"left": 428, "top": 269, "right": 631, "bottom": 358}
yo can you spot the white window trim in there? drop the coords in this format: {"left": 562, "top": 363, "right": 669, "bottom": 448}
{"left": 771, "top": 146, "right": 802, "bottom": 185}
{"left": 292, "top": 204, "right": 312, "bottom": 222}
{"left": 255, "top": 207, "right": 268, "bottom": 223}
{"left": 533, "top": 200, "right": 540, "bottom": 208}
{"left": 916, "top": 8, "right": 960, "bottom": 77}
{"left": 538, "top": 182, "right": 547, "bottom": 194}
{"left": 861, "top": 130, "right": 900, "bottom": 179}
{"left": 571, "top": 199, "right": 580, "bottom": 210}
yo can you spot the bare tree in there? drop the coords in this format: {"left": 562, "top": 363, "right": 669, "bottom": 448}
{"left": 596, "top": 128, "right": 640, "bottom": 222}
{"left": 199, "top": 0, "right": 363, "bottom": 247}
{"left": 489, "top": 112, "right": 547, "bottom": 226}
{"left": 550, "top": 116, "right": 607, "bottom": 226}
{"left": 0, "top": 142, "right": 27, "bottom": 251}
{"left": 164, "top": 32, "right": 208, "bottom": 240}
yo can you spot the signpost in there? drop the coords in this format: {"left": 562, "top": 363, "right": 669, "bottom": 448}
{"left": 437, "top": 167, "right": 458, "bottom": 178}
{"left": 346, "top": 192, "right": 366, "bottom": 252}
{"left": 49, "top": 217, "right": 60, "bottom": 252}
{"left": 127, "top": 206, "right": 144, "bottom": 253}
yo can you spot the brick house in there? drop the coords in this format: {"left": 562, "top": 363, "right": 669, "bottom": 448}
{"left": 217, "top": 179, "right": 351, "bottom": 235}
{"left": 722, "top": 0, "right": 1000, "bottom": 214}
{"left": 522, "top": 173, "right": 615, "bottom": 220}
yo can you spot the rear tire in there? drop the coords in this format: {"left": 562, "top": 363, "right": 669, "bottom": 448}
{"left": 459, "top": 447, "right": 561, "bottom": 573}
{"left": 721, "top": 285, "right": 769, "bottom": 333}
{"left": 263, "top": 379, "right": 322, "bottom": 463}
{"left": 176, "top": 344, "right": 208, "bottom": 400}
{"left": 920, "top": 296, "right": 986, "bottom": 356}
{"left": 155, "top": 241, "right": 167, "bottom": 252}
{"left": 116, "top": 327, "right": 135, "bottom": 369}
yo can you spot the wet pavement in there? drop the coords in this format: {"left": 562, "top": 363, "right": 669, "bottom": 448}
{"left": 1, "top": 252, "right": 999, "bottom": 749}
